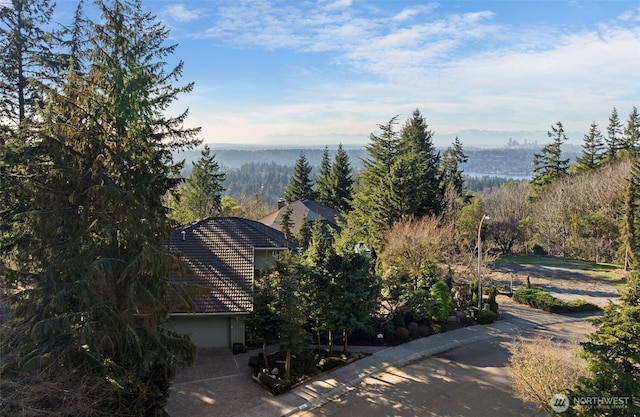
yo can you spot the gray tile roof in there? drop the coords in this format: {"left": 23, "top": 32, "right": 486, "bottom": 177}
{"left": 259, "top": 199, "right": 344, "bottom": 237}
{"left": 171, "top": 217, "right": 292, "bottom": 314}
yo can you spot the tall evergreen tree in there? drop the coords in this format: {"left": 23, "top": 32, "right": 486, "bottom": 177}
{"left": 280, "top": 205, "right": 294, "bottom": 239}
{"left": 575, "top": 121, "right": 605, "bottom": 173}
{"left": 332, "top": 252, "right": 379, "bottom": 354}
{"left": 386, "top": 150, "right": 428, "bottom": 218}
{"left": 399, "top": 109, "right": 442, "bottom": 215}
{"left": 304, "top": 219, "right": 331, "bottom": 268}
{"left": 246, "top": 271, "right": 281, "bottom": 371}
{"left": 0, "top": 1, "right": 201, "bottom": 415}
{"left": 284, "top": 151, "right": 316, "bottom": 203}
{"left": 345, "top": 111, "right": 442, "bottom": 252}
{"left": 295, "top": 217, "right": 312, "bottom": 248}
{"left": 0, "top": 0, "right": 56, "bottom": 139}
{"left": 622, "top": 105, "right": 640, "bottom": 157}
{"left": 346, "top": 116, "right": 401, "bottom": 250}
{"left": 621, "top": 158, "right": 640, "bottom": 270}
{"left": 265, "top": 253, "right": 310, "bottom": 380}
{"left": 315, "top": 144, "right": 354, "bottom": 212}
{"left": 569, "top": 272, "right": 640, "bottom": 416}
{"left": 315, "top": 145, "right": 332, "bottom": 206}
{"left": 531, "top": 121, "right": 570, "bottom": 192}
{"left": 439, "top": 136, "right": 468, "bottom": 196}
{"left": 180, "top": 144, "right": 226, "bottom": 222}
{"left": 304, "top": 220, "right": 336, "bottom": 350}
{"left": 605, "top": 106, "right": 623, "bottom": 161}
{"left": 328, "top": 143, "right": 354, "bottom": 212}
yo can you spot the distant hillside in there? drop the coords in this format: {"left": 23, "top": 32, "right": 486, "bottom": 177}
{"left": 174, "top": 146, "right": 368, "bottom": 171}
{"left": 171, "top": 145, "right": 581, "bottom": 207}
{"left": 175, "top": 144, "right": 580, "bottom": 178}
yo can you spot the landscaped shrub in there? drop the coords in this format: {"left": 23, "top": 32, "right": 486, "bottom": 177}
{"left": 352, "top": 323, "right": 377, "bottom": 341}
{"left": 486, "top": 286, "right": 499, "bottom": 314}
{"left": 532, "top": 244, "right": 547, "bottom": 255}
{"left": 470, "top": 280, "right": 479, "bottom": 306}
{"left": 382, "top": 322, "right": 395, "bottom": 341}
{"left": 394, "top": 327, "right": 410, "bottom": 342}
{"left": 392, "top": 312, "right": 406, "bottom": 329}
{"left": 430, "top": 280, "right": 455, "bottom": 323}
{"left": 256, "top": 372, "right": 292, "bottom": 395}
{"left": 407, "top": 322, "right": 420, "bottom": 338}
{"left": 249, "top": 349, "right": 371, "bottom": 395}
{"left": 402, "top": 309, "right": 420, "bottom": 325}
{"left": 513, "top": 288, "right": 601, "bottom": 313}
{"left": 316, "top": 356, "right": 346, "bottom": 372}
{"left": 566, "top": 299, "right": 602, "bottom": 312}
{"left": 248, "top": 356, "right": 261, "bottom": 373}
{"left": 418, "top": 325, "right": 432, "bottom": 337}
{"left": 478, "top": 309, "right": 498, "bottom": 324}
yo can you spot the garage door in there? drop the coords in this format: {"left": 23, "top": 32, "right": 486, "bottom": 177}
{"left": 168, "top": 316, "right": 229, "bottom": 348}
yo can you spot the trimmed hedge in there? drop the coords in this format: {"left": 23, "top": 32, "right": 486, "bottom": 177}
{"left": 512, "top": 288, "right": 601, "bottom": 313}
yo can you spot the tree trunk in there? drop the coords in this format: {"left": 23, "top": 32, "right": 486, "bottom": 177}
{"left": 625, "top": 248, "right": 630, "bottom": 271}
{"left": 342, "top": 329, "right": 348, "bottom": 355}
{"left": 328, "top": 330, "right": 333, "bottom": 355}
{"left": 262, "top": 341, "right": 269, "bottom": 371}
{"left": 285, "top": 350, "right": 291, "bottom": 380}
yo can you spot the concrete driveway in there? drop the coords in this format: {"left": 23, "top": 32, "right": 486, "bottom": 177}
{"left": 166, "top": 348, "right": 272, "bottom": 417}
{"left": 166, "top": 298, "right": 602, "bottom": 417}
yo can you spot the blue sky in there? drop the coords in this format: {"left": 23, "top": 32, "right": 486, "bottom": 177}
{"left": 54, "top": 1, "right": 640, "bottom": 147}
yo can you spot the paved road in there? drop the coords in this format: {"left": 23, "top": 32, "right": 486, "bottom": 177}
{"left": 293, "top": 299, "right": 596, "bottom": 417}
{"left": 298, "top": 339, "right": 541, "bottom": 417}
{"left": 166, "top": 297, "right": 598, "bottom": 417}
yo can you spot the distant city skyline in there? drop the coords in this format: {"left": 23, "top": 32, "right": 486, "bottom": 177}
{"left": 53, "top": 0, "right": 640, "bottom": 147}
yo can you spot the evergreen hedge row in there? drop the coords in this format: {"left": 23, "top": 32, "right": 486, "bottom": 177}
{"left": 512, "top": 288, "right": 601, "bottom": 313}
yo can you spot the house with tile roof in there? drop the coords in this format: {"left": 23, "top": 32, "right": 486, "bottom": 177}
{"left": 168, "top": 217, "right": 294, "bottom": 348}
{"left": 258, "top": 199, "right": 344, "bottom": 239}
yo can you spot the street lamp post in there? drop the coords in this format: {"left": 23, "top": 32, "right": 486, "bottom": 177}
{"left": 477, "top": 215, "right": 491, "bottom": 311}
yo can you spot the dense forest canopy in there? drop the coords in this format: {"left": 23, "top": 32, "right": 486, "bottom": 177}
{"left": 173, "top": 146, "right": 580, "bottom": 208}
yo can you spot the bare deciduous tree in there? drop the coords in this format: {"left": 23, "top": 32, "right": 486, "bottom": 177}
{"left": 484, "top": 181, "right": 531, "bottom": 253}
{"left": 530, "top": 160, "right": 629, "bottom": 260}
{"left": 380, "top": 215, "right": 455, "bottom": 289}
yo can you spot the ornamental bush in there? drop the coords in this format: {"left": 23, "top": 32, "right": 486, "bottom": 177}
{"left": 317, "top": 357, "right": 346, "bottom": 372}
{"left": 478, "top": 309, "right": 498, "bottom": 324}
{"left": 394, "top": 327, "right": 410, "bottom": 342}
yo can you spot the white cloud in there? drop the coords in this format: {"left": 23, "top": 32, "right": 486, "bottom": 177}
{"left": 392, "top": 4, "right": 437, "bottom": 22}
{"left": 179, "top": 2, "right": 639, "bottom": 145}
{"left": 201, "top": 2, "right": 498, "bottom": 77}
{"left": 165, "top": 4, "right": 200, "bottom": 22}
{"left": 619, "top": 7, "right": 640, "bottom": 22}
{"left": 323, "top": 0, "right": 352, "bottom": 11}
